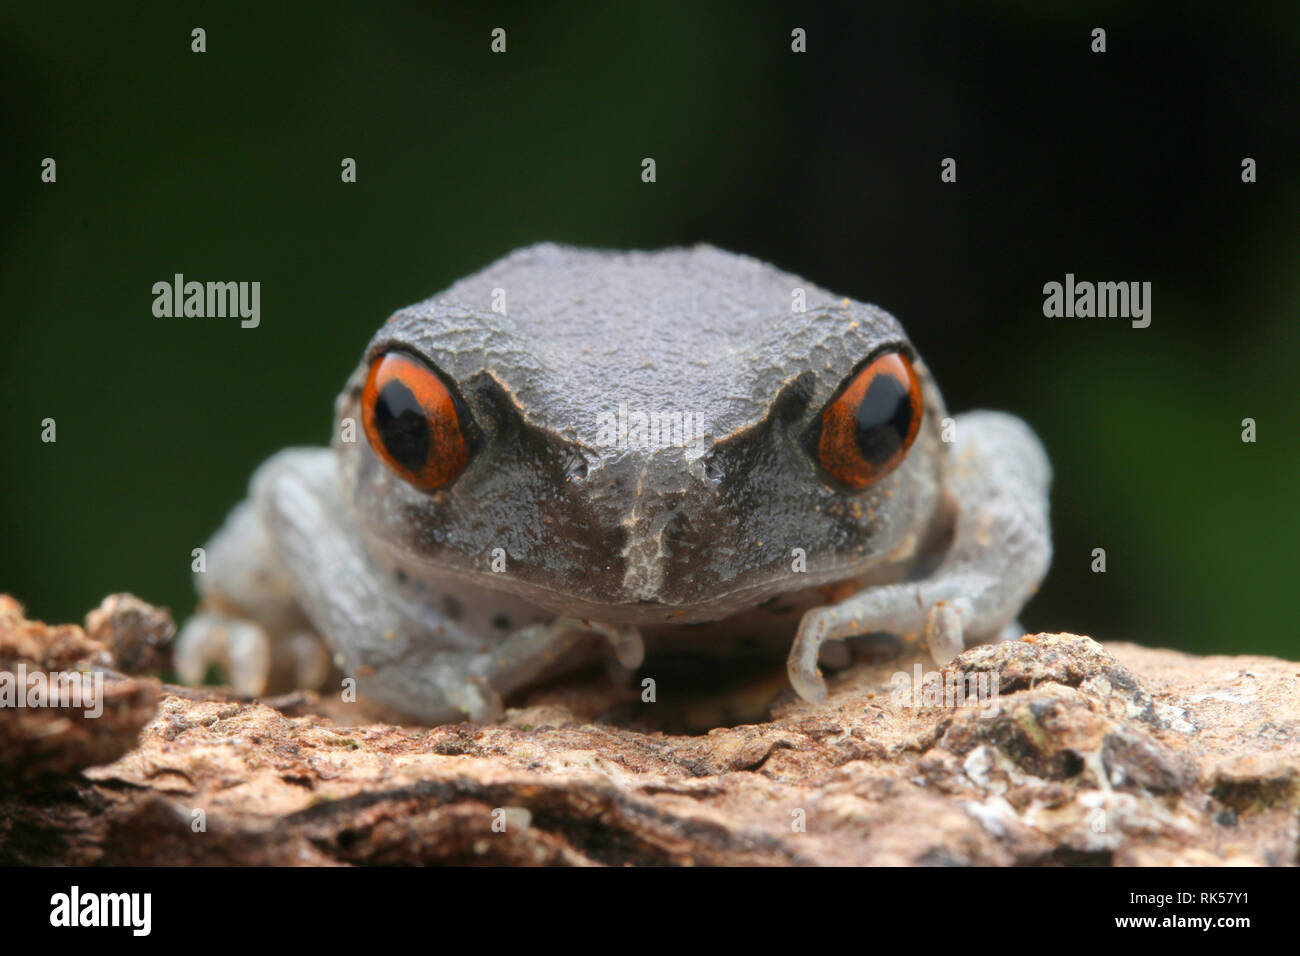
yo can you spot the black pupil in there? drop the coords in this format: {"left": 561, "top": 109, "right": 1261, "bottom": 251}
{"left": 374, "top": 379, "right": 429, "bottom": 472}
{"left": 854, "top": 373, "right": 912, "bottom": 466}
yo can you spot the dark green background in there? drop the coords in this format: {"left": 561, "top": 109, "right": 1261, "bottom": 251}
{"left": 2, "top": 2, "right": 1297, "bottom": 657}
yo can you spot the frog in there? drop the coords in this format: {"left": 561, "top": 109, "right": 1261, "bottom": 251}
{"left": 176, "top": 243, "right": 1052, "bottom": 724}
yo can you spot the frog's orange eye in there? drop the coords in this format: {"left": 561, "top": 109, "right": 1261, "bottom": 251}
{"left": 815, "top": 350, "right": 923, "bottom": 490}
{"left": 361, "top": 351, "right": 472, "bottom": 490}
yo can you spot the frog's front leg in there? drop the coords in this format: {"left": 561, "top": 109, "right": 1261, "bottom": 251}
{"left": 252, "top": 449, "right": 639, "bottom": 723}
{"left": 176, "top": 496, "right": 333, "bottom": 695}
{"left": 788, "top": 412, "right": 1051, "bottom": 702}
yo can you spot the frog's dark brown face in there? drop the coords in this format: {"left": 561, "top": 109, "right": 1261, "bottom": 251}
{"left": 336, "top": 245, "right": 949, "bottom": 624}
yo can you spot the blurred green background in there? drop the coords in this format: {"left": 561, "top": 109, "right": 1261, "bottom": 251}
{"left": 2, "top": 2, "right": 1297, "bottom": 657}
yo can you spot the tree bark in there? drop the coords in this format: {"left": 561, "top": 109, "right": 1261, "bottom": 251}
{"left": 2, "top": 594, "right": 1296, "bottom": 865}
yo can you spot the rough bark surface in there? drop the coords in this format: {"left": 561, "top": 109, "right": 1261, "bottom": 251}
{"left": 2, "top": 593, "right": 1297, "bottom": 866}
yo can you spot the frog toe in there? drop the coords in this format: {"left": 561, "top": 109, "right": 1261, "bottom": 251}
{"left": 284, "top": 630, "right": 332, "bottom": 690}
{"left": 787, "top": 608, "right": 834, "bottom": 703}
{"left": 587, "top": 621, "right": 645, "bottom": 670}
{"left": 439, "top": 673, "right": 504, "bottom": 724}
{"left": 175, "top": 611, "right": 272, "bottom": 696}
{"left": 924, "top": 599, "right": 969, "bottom": 666}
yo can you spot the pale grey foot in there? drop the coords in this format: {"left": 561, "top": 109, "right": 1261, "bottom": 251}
{"left": 176, "top": 498, "right": 332, "bottom": 694}
{"left": 241, "top": 448, "right": 641, "bottom": 723}
{"left": 788, "top": 412, "right": 1051, "bottom": 702}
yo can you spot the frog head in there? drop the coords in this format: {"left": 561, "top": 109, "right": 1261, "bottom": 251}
{"left": 335, "top": 244, "right": 949, "bottom": 624}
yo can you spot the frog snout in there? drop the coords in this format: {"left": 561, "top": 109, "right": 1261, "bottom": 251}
{"left": 589, "top": 451, "right": 717, "bottom": 605}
